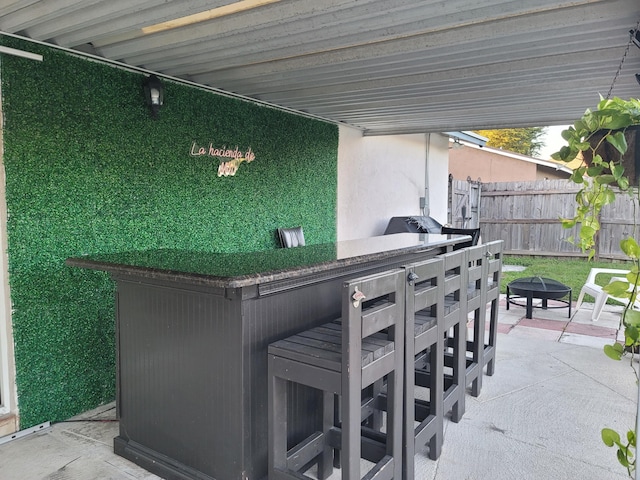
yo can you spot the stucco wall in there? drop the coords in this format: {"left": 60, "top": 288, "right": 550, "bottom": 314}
{"left": 449, "top": 143, "right": 570, "bottom": 183}
{"left": 337, "top": 128, "right": 450, "bottom": 240}
{"left": 449, "top": 145, "right": 538, "bottom": 182}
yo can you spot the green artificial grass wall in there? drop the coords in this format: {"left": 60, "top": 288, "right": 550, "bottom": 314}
{"left": 0, "top": 38, "right": 338, "bottom": 428}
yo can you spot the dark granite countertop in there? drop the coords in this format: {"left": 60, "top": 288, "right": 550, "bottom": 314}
{"left": 66, "top": 233, "right": 469, "bottom": 288}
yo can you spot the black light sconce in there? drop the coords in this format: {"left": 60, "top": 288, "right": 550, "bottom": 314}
{"left": 143, "top": 74, "right": 164, "bottom": 119}
{"left": 631, "top": 29, "right": 640, "bottom": 49}
{"left": 630, "top": 28, "right": 640, "bottom": 87}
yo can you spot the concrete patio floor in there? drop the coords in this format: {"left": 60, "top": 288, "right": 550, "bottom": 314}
{"left": 0, "top": 295, "right": 637, "bottom": 480}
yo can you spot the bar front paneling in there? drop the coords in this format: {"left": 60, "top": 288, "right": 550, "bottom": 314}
{"left": 67, "top": 233, "right": 468, "bottom": 480}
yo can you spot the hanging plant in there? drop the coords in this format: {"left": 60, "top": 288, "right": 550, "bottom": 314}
{"left": 553, "top": 96, "right": 640, "bottom": 257}
{"left": 582, "top": 125, "right": 640, "bottom": 183}
{"left": 554, "top": 96, "right": 640, "bottom": 477}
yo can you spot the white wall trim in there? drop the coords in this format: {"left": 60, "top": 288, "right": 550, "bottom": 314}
{"left": 0, "top": 87, "right": 16, "bottom": 419}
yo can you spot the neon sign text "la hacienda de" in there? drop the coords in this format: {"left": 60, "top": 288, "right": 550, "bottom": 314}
{"left": 190, "top": 141, "right": 256, "bottom": 177}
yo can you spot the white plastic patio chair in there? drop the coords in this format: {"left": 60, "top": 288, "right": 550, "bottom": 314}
{"left": 574, "top": 268, "right": 639, "bottom": 321}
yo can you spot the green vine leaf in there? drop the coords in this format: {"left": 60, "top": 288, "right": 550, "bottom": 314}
{"left": 604, "top": 343, "right": 624, "bottom": 360}
{"left": 618, "top": 449, "right": 631, "bottom": 468}
{"left": 625, "top": 325, "right": 639, "bottom": 344}
{"left": 579, "top": 225, "right": 597, "bottom": 242}
{"left": 582, "top": 110, "right": 598, "bottom": 130}
{"left": 570, "top": 167, "right": 586, "bottom": 183}
{"left": 603, "top": 428, "right": 622, "bottom": 446}
{"left": 607, "top": 131, "right": 628, "bottom": 155}
{"left": 612, "top": 163, "right": 625, "bottom": 180}
{"left": 562, "top": 126, "right": 578, "bottom": 140}
{"left": 605, "top": 280, "right": 632, "bottom": 298}
{"left": 621, "top": 237, "right": 640, "bottom": 259}
{"left": 603, "top": 188, "right": 616, "bottom": 205}
{"left": 591, "top": 153, "right": 605, "bottom": 166}
{"left": 552, "top": 145, "right": 578, "bottom": 162}
{"left": 618, "top": 177, "right": 630, "bottom": 190}
{"left": 625, "top": 310, "right": 640, "bottom": 329}
{"left": 595, "top": 174, "right": 615, "bottom": 185}
{"left": 587, "top": 165, "right": 604, "bottom": 177}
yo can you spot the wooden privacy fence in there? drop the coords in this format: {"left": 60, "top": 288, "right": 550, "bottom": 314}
{"left": 448, "top": 175, "right": 482, "bottom": 228}
{"left": 474, "top": 179, "right": 639, "bottom": 260}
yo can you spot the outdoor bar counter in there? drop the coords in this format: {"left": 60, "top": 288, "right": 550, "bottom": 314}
{"left": 66, "top": 232, "right": 469, "bottom": 480}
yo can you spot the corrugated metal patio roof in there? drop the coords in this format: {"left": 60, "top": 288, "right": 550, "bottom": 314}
{"left": 1, "top": 0, "right": 639, "bottom": 135}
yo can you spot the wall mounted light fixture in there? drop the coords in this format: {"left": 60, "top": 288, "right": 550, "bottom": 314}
{"left": 636, "top": 73, "right": 640, "bottom": 86}
{"left": 449, "top": 137, "right": 464, "bottom": 149}
{"left": 143, "top": 74, "right": 164, "bottom": 119}
{"left": 631, "top": 29, "right": 640, "bottom": 49}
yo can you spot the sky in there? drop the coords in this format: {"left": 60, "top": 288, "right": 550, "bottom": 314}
{"left": 538, "top": 125, "right": 570, "bottom": 160}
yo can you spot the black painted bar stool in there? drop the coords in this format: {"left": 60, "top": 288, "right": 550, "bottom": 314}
{"left": 439, "top": 248, "right": 468, "bottom": 422}
{"left": 461, "top": 240, "right": 503, "bottom": 397}
{"left": 477, "top": 240, "right": 503, "bottom": 379}
{"left": 462, "top": 243, "right": 486, "bottom": 396}
{"left": 268, "top": 268, "right": 406, "bottom": 480}
{"left": 403, "top": 257, "right": 445, "bottom": 477}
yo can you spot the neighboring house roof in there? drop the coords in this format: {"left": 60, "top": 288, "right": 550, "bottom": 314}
{"left": 480, "top": 144, "right": 573, "bottom": 174}
{"left": 444, "top": 131, "right": 488, "bottom": 147}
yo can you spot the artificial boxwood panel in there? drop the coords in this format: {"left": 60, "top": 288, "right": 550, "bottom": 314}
{"left": 0, "top": 38, "right": 338, "bottom": 428}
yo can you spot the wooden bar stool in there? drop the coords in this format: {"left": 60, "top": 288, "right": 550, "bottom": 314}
{"left": 439, "top": 249, "right": 468, "bottom": 423}
{"left": 403, "top": 257, "right": 445, "bottom": 477}
{"left": 479, "top": 240, "right": 503, "bottom": 378}
{"left": 268, "top": 268, "right": 405, "bottom": 480}
{"left": 462, "top": 241, "right": 503, "bottom": 397}
{"left": 462, "top": 243, "right": 487, "bottom": 396}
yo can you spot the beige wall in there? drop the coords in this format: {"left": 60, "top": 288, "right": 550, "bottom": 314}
{"left": 449, "top": 144, "right": 568, "bottom": 182}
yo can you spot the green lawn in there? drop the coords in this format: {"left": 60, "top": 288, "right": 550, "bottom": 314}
{"left": 500, "top": 256, "right": 632, "bottom": 303}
